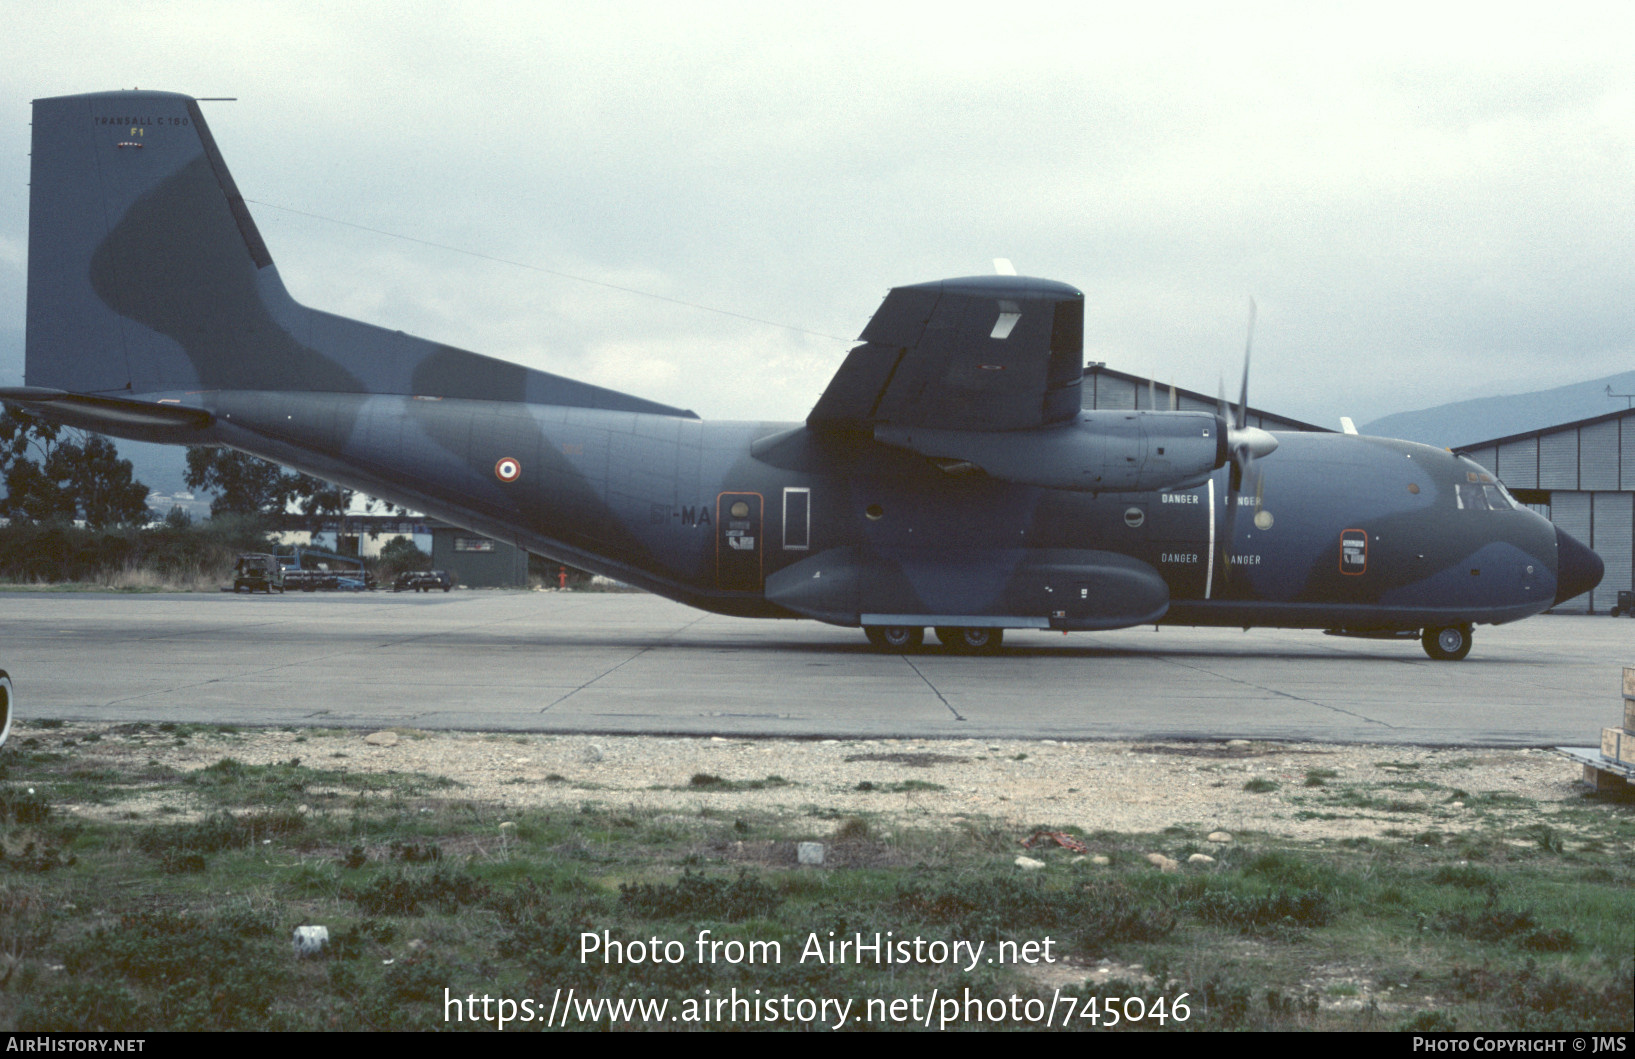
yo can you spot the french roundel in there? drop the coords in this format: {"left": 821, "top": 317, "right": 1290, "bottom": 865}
{"left": 494, "top": 457, "right": 522, "bottom": 483}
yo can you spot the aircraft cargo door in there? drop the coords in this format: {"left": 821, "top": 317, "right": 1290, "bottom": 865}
{"left": 717, "top": 492, "right": 763, "bottom": 592}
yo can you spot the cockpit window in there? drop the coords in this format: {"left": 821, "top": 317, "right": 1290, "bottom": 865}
{"left": 1452, "top": 462, "right": 1516, "bottom": 510}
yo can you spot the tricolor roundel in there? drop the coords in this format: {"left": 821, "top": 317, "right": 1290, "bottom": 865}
{"left": 494, "top": 457, "right": 522, "bottom": 483}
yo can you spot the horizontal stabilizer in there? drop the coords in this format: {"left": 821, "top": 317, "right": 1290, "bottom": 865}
{"left": 0, "top": 386, "right": 213, "bottom": 443}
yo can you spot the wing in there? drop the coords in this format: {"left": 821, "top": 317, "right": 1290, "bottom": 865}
{"left": 808, "top": 276, "right": 1084, "bottom": 433}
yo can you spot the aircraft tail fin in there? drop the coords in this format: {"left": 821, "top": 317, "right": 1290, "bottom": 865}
{"left": 24, "top": 90, "right": 694, "bottom": 417}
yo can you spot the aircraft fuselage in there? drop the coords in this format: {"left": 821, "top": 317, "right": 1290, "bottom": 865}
{"left": 186, "top": 391, "right": 1566, "bottom": 635}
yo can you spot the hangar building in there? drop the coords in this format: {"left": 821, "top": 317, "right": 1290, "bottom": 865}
{"left": 1081, "top": 363, "right": 1330, "bottom": 433}
{"left": 1456, "top": 407, "right": 1635, "bottom": 615}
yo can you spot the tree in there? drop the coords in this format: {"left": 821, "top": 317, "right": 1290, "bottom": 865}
{"left": 184, "top": 447, "right": 353, "bottom": 526}
{"left": 376, "top": 535, "right": 431, "bottom": 577}
{"left": 0, "top": 408, "right": 150, "bottom": 527}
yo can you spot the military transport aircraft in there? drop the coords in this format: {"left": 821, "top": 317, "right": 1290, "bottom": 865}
{"left": 3, "top": 90, "right": 1604, "bottom": 660}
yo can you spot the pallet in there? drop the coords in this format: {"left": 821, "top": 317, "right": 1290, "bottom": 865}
{"left": 1556, "top": 666, "right": 1635, "bottom": 792}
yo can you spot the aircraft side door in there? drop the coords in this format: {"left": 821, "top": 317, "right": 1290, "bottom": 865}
{"left": 717, "top": 492, "right": 763, "bottom": 592}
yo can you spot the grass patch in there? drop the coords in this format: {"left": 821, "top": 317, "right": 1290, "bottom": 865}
{"left": 0, "top": 723, "right": 1630, "bottom": 1032}
{"left": 855, "top": 780, "right": 945, "bottom": 793}
{"left": 686, "top": 774, "right": 792, "bottom": 791}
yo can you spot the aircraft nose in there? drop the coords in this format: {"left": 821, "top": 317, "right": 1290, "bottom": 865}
{"left": 1554, "top": 527, "right": 1603, "bottom": 607}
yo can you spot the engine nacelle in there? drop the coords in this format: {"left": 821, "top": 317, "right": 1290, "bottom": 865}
{"left": 875, "top": 410, "right": 1232, "bottom": 493}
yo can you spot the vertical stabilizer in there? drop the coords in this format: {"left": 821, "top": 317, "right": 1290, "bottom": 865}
{"left": 23, "top": 90, "right": 695, "bottom": 416}
{"left": 26, "top": 91, "right": 305, "bottom": 395}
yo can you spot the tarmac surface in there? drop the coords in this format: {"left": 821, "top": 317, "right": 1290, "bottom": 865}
{"left": 1, "top": 590, "right": 1629, "bottom": 746}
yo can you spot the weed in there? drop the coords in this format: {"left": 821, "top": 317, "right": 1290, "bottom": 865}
{"left": 833, "top": 817, "right": 870, "bottom": 842}
{"left": 329, "top": 919, "right": 397, "bottom": 960}
{"left": 1401, "top": 1010, "right": 1460, "bottom": 1032}
{"left": 1450, "top": 964, "right": 1632, "bottom": 1031}
{"left": 1192, "top": 888, "right": 1334, "bottom": 933}
{"left": 1526, "top": 824, "right": 1566, "bottom": 855}
{"left": 0, "top": 831, "right": 77, "bottom": 873}
{"left": 1243, "top": 777, "right": 1279, "bottom": 793}
{"left": 620, "top": 871, "right": 782, "bottom": 921}
{"left": 688, "top": 774, "right": 791, "bottom": 791}
{"left": 1430, "top": 865, "right": 1497, "bottom": 891}
{"left": 137, "top": 810, "right": 305, "bottom": 859}
{"left": 0, "top": 788, "right": 51, "bottom": 825}
{"left": 1438, "top": 902, "right": 1577, "bottom": 951}
{"left": 843, "top": 752, "right": 965, "bottom": 767}
{"left": 349, "top": 864, "right": 490, "bottom": 917}
{"left": 895, "top": 875, "right": 1174, "bottom": 951}
{"left": 858, "top": 780, "right": 944, "bottom": 793}
{"left": 390, "top": 841, "right": 441, "bottom": 863}
{"left": 43, "top": 911, "right": 287, "bottom": 1031}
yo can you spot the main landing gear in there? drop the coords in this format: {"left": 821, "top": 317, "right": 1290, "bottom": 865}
{"left": 863, "top": 625, "right": 924, "bottom": 650}
{"left": 1421, "top": 622, "right": 1473, "bottom": 661}
{"left": 861, "top": 626, "right": 1004, "bottom": 653}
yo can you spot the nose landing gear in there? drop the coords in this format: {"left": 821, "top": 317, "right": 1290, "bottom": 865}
{"left": 1421, "top": 623, "right": 1473, "bottom": 661}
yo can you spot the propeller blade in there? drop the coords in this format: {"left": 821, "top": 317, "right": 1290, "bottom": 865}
{"left": 1217, "top": 298, "right": 1273, "bottom": 591}
{"left": 1236, "top": 297, "right": 1256, "bottom": 432}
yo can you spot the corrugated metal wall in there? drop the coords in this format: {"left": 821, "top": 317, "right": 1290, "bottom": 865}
{"left": 1081, "top": 369, "right": 1323, "bottom": 431}
{"left": 1551, "top": 492, "right": 1594, "bottom": 612}
{"left": 1538, "top": 432, "right": 1579, "bottom": 489}
{"left": 1092, "top": 375, "right": 1137, "bottom": 410}
{"left": 1622, "top": 419, "right": 1635, "bottom": 490}
{"left": 1465, "top": 446, "right": 1498, "bottom": 476}
{"left": 1593, "top": 492, "right": 1633, "bottom": 614}
{"left": 1497, "top": 437, "right": 1539, "bottom": 488}
{"left": 1580, "top": 420, "right": 1621, "bottom": 489}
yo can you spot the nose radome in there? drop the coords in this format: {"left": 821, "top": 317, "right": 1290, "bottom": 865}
{"left": 1554, "top": 527, "right": 1603, "bottom": 607}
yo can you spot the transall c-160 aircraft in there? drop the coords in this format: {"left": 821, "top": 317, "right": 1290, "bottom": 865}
{"left": 2, "top": 90, "right": 1604, "bottom": 660}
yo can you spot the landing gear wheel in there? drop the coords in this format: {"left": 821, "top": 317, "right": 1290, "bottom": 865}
{"left": 0, "top": 670, "right": 13, "bottom": 749}
{"left": 1421, "top": 623, "right": 1472, "bottom": 661}
{"left": 863, "top": 625, "right": 924, "bottom": 651}
{"left": 934, "top": 626, "right": 1004, "bottom": 653}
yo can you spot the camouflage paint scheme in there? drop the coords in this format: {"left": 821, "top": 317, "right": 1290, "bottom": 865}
{"left": 4, "top": 91, "right": 1603, "bottom": 658}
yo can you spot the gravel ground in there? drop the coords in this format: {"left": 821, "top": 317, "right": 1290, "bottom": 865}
{"left": 27, "top": 722, "right": 1604, "bottom": 842}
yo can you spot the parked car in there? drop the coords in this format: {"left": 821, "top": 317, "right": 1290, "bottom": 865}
{"left": 393, "top": 570, "right": 453, "bottom": 593}
{"left": 232, "top": 553, "right": 285, "bottom": 594}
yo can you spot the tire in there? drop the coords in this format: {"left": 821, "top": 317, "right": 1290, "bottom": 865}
{"left": 934, "top": 626, "right": 1004, "bottom": 653}
{"left": 0, "top": 670, "right": 13, "bottom": 749}
{"left": 863, "top": 625, "right": 924, "bottom": 650}
{"left": 1421, "top": 623, "right": 1473, "bottom": 661}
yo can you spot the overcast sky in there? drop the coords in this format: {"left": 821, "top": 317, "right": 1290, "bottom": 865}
{"left": 3, "top": 2, "right": 1635, "bottom": 428}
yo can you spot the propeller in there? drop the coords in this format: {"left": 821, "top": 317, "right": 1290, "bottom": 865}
{"left": 1217, "top": 298, "right": 1277, "bottom": 589}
